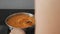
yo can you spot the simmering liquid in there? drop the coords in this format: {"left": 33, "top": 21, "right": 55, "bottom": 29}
{"left": 6, "top": 13, "right": 35, "bottom": 29}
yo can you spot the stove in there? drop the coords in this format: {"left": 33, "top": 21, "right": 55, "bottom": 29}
{"left": 0, "top": 9, "right": 35, "bottom": 34}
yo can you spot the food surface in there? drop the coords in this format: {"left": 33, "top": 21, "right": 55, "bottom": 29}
{"left": 6, "top": 13, "right": 35, "bottom": 28}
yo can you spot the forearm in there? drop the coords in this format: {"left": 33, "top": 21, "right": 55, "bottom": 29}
{"left": 35, "top": 0, "right": 60, "bottom": 34}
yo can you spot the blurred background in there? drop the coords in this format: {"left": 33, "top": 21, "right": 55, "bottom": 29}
{"left": 0, "top": 0, "right": 34, "bottom": 9}
{"left": 0, "top": 0, "right": 34, "bottom": 34}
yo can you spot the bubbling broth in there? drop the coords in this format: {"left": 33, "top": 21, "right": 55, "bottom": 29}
{"left": 6, "top": 13, "right": 35, "bottom": 29}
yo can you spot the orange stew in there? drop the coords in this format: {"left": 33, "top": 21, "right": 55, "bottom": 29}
{"left": 7, "top": 14, "right": 35, "bottom": 28}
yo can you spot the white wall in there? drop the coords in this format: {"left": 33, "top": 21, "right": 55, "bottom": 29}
{"left": 0, "top": 0, "right": 34, "bottom": 9}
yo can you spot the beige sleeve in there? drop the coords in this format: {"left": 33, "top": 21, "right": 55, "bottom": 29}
{"left": 35, "top": 0, "right": 60, "bottom": 34}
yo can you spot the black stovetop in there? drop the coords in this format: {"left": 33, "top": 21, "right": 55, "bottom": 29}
{"left": 0, "top": 9, "right": 35, "bottom": 34}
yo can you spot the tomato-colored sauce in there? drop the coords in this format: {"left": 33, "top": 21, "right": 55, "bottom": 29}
{"left": 7, "top": 14, "right": 35, "bottom": 29}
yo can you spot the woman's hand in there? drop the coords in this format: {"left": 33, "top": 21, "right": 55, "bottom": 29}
{"left": 9, "top": 28, "right": 25, "bottom": 34}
